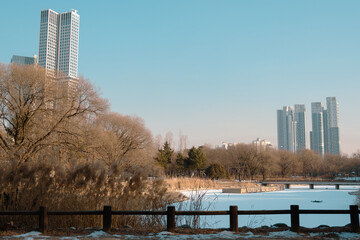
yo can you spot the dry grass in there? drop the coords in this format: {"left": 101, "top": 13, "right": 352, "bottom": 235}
{"left": 0, "top": 160, "right": 175, "bottom": 230}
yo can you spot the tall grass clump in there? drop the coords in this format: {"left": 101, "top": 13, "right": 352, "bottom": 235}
{"left": 0, "top": 158, "right": 174, "bottom": 229}
{"left": 175, "top": 189, "right": 218, "bottom": 229}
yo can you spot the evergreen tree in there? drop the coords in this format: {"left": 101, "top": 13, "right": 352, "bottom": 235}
{"left": 154, "top": 141, "right": 174, "bottom": 170}
{"left": 185, "top": 147, "right": 206, "bottom": 171}
{"left": 175, "top": 152, "right": 185, "bottom": 171}
{"left": 205, "top": 163, "right": 228, "bottom": 179}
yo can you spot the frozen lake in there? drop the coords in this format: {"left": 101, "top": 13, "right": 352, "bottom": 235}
{"left": 179, "top": 185, "right": 360, "bottom": 228}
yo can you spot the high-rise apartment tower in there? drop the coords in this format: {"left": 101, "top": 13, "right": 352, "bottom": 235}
{"left": 38, "top": 9, "right": 79, "bottom": 79}
{"left": 310, "top": 102, "right": 325, "bottom": 156}
{"left": 310, "top": 98, "right": 340, "bottom": 156}
{"left": 325, "top": 97, "right": 340, "bottom": 155}
{"left": 294, "top": 104, "right": 306, "bottom": 151}
{"left": 277, "top": 106, "right": 297, "bottom": 152}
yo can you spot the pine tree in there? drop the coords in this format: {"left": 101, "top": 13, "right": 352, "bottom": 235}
{"left": 154, "top": 141, "right": 174, "bottom": 170}
{"left": 185, "top": 147, "right": 206, "bottom": 170}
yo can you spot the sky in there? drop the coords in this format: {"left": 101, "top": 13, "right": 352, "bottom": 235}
{"left": 1, "top": 0, "right": 359, "bottom": 155}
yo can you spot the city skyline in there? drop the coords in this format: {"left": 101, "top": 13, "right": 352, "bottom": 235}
{"left": 278, "top": 97, "right": 340, "bottom": 155}
{"left": 1, "top": 1, "right": 360, "bottom": 155}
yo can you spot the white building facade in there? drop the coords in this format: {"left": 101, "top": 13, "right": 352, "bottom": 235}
{"left": 39, "top": 9, "right": 79, "bottom": 79}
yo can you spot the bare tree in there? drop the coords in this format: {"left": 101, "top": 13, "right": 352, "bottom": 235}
{"left": 229, "top": 144, "right": 260, "bottom": 180}
{"left": 165, "top": 131, "right": 174, "bottom": 149}
{"left": 179, "top": 130, "right": 188, "bottom": 153}
{"left": 0, "top": 63, "right": 108, "bottom": 167}
{"left": 258, "top": 150, "right": 279, "bottom": 180}
{"left": 95, "top": 112, "right": 153, "bottom": 167}
{"left": 298, "top": 149, "right": 323, "bottom": 177}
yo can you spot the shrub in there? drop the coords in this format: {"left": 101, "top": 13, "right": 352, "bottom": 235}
{"left": 205, "top": 163, "right": 228, "bottom": 180}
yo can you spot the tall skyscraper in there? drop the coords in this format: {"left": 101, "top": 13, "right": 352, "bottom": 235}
{"left": 310, "top": 98, "right": 340, "bottom": 156}
{"left": 325, "top": 97, "right": 340, "bottom": 155}
{"left": 277, "top": 106, "right": 297, "bottom": 152}
{"left": 310, "top": 102, "right": 325, "bottom": 156}
{"left": 294, "top": 104, "right": 306, "bottom": 151}
{"left": 38, "top": 9, "right": 80, "bottom": 79}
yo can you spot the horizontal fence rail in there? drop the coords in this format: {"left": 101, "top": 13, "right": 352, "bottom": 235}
{"left": 0, "top": 205, "right": 359, "bottom": 233}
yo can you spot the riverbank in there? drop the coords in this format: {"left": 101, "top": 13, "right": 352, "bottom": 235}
{"left": 222, "top": 184, "right": 285, "bottom": 193}
{"left": 165, "top": 178, "right": 284, "bottom": 194}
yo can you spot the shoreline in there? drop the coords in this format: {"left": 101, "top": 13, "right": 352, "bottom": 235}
{"left": 165, "top": 179, "right": 286, "bottom": 202}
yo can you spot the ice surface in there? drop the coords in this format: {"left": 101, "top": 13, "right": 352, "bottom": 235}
{"left": 179, "top": 185, "right": 360, "bottom": 228}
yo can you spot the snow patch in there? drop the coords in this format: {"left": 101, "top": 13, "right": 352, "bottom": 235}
{"left": 156, "top": 231, "right": 174, "bottom": 235}
{"left": 335, "top": 232, "right": 360, "bottom": 239}
{"left": 84, "top": 231, "right": 110, "bottom": 238}
{"left": 4, "top": 231, "right": 44, "bottom": 239}
{"left": 268, "top": 230, "right": 305, "bottom": 238}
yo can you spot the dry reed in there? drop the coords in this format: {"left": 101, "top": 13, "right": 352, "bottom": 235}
{"left": 0, "top": 159, "right": 174, "bottom": 230}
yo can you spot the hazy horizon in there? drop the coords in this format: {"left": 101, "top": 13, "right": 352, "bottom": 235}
{"left": 1, "top": 0, "right": 359, "bottom": 155}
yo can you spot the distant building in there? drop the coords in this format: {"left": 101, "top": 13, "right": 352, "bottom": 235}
{"left": 310, "top": 102, "right": 325, "bottom": 156}
{"left": 278, "top": 98, "right": 340, "bottom": 156}
{"left": 38, "top": 9, "right": 80, "bottom": 79}
{"left": 294, "top": 104, "right": 306, "bottom": 151}
{"left": 325, "top": 97, "right": 340, "bottom": 155}
{"left": 217, "top": 142, "right": 240, "bottom": 150}
{"left": 277, "top": 106, "right": 297, "bottom": 152}
{"left": 252, "top": 138, "right": 272, "bottom": 151}
{"left": 310, "top": 98, "right": 340, "bottom": 156}
{"left": 221, "top": 142, "right": 229, "bottom": 149}
{"left": 11, "top": 55, "right": 38, "bottom": 65}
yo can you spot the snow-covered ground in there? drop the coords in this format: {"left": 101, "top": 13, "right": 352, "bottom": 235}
{"left": 179, "top": 185, "right": 360, "bottom": 228}
{"left": 3, "top": 230, "right": 360, "bottom": 239}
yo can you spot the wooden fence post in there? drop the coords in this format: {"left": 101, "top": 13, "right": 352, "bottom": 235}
{"left": 167, "top": 206, "right": 176, "bottom": 232}
{"left": 350, "top": 205, "right": 359, "bottom": 233}
{"left": 39, "top": 206, "right": 48, "bottom": 233}
{"left": 229, "top": 205, "right": 238, "bottom": 232}
{"left": 290, "top": 205, "right": 300, "bottom": 232}
{"left": 103, "top": 205, "right": 112, "bottom": 232}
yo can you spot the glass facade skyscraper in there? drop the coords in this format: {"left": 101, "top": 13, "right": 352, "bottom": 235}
{"left": 277, "top": 106, "right": 297, "bottom": 152}
{"left": 38, "top": 9, "right": 79, "bottom": 79}
{"left": 310, "top": 97, "right": 340, "bottom": 156}
{"left": 278, "top": 97, "right": 340, "bottom": 156}
{"left": 325, "top": 97, "right": 340, "bottom": 155}
{"left": 310, "top": 102, "right": 325, "bottom": 156}
{"left": 294, "top": 104, "right": 306, "bottom": 151}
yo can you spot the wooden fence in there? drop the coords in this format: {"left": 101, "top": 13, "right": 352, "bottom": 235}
{"left": 0, "top": 205, "right": 359, "bottom": 233}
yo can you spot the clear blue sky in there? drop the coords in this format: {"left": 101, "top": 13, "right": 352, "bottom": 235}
{"left": 1, "top": 0, "right": 359, "bottom": 155}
